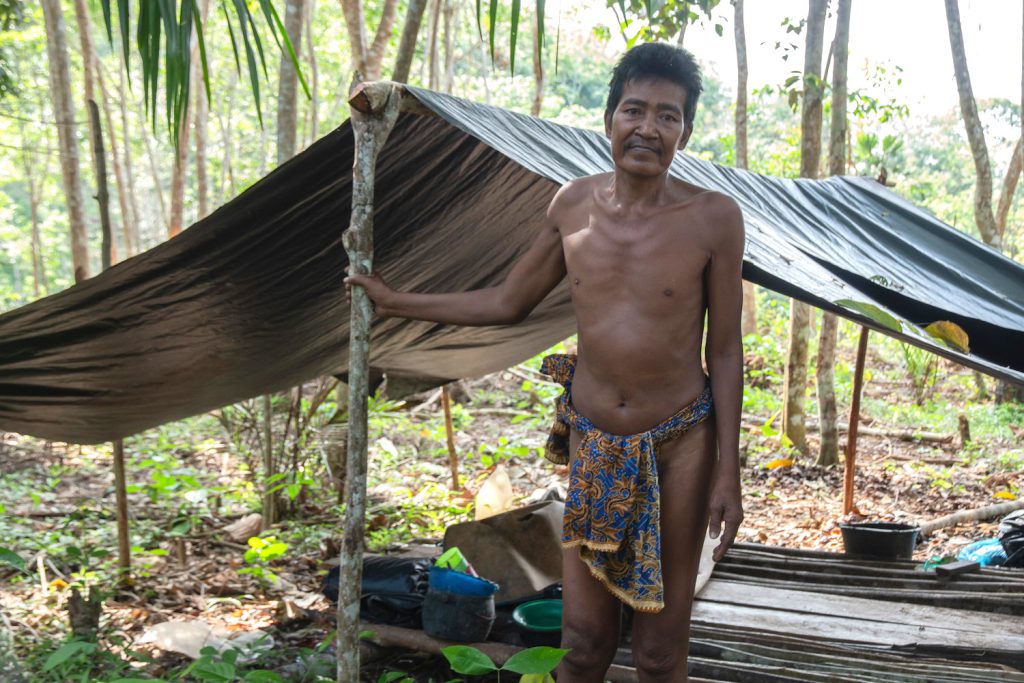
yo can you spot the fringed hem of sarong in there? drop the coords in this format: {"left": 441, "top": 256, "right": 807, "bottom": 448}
{"left": 561, "top": 538, "right": 620, "bottom": 552}
{"left": 578, "top": 555, "right": 665, "bottom": 614}
{"left": 543, "top": 447, "right": 569, "bottom": 466}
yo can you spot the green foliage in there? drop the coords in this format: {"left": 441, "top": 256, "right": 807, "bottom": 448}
{"left": 607, "top": 0, "right": 721, "bottom": 47}
{"left": 239, "top": 535, "right": 289, "bottom": 586}
{"left": 98, "top": 0, "right": 307, "bottom": 142}
{"left": 442, "top": 644, "right": 568, "bottom": 681}
{"left": 898, "top": 343, "right": 940, "bottom": 405}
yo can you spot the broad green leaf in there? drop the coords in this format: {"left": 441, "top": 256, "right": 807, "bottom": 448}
{"left": 834, "top": 299, "right": 902, "bottom": 332}
{"left": 43, "top": 641, "right": 95, "bottom": 672}
{"left": 442, "top": 645, "right": 498, "bottom": 675}
{"left": 0, "top": 547, "right": 26, "bottom": 573}
{"left": 924, "top": 321, "right": 969, "bottom": 353}
{"left": 243, "top": 670, "right": 284, "bottom": 683}
{"left": 378, "top": 673, "right": 411, "bottom": 683}
{"left": 501, "top": 647, "right": 569, "bottom": 675}
{"left": 189, "top": 657, "right": 235, "bottom": 681}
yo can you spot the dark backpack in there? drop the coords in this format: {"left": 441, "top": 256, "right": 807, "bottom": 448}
{"left": 999, "top": 510, "right": 1024, "bottom": 568}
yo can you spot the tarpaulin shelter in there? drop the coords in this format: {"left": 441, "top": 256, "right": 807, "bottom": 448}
{"left": 1, "top": 86, "right": 1022, "bottom": 445}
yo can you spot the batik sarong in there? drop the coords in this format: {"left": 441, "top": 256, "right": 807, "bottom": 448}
{"left": 541, "top": 353, "right": 713, "bottom": 613}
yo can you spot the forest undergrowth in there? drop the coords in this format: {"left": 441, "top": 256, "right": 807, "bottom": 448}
{"left": 1, "top": 292, "right": 1022, "bottom": 681}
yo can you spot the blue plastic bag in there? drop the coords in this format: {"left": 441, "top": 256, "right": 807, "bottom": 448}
{"left": 958, "top": 538, "right": 1007, "bottom": 566}
{"left": 428, "top": 566, "right": 499, "bottom": 596}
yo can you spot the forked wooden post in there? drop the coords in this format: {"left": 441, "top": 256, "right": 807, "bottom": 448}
{"left": 843, "top": 327, "right": 870, "bottom": 515}
{"left": 337, "top": 81, "right": 402, "bottom": 682}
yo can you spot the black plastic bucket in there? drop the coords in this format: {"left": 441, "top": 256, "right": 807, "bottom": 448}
{"left": 422, "top": 588, "right": 495, "bottom": 642}
{"left": 840, "top": 522, "right": 920, "bottom": 560}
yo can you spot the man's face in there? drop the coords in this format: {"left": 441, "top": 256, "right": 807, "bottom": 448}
{"left": 605, "top": 78, "right": 692, "bottom": 177}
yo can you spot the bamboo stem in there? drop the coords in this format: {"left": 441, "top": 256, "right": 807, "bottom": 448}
{"left": 337, "top": 81, "right": 401, "bottom": 683}
{"left": 844, "top": 327, "right": 870, "bottom": 515}
{"left": 441, "top": 385, "right": 459, "bottom": 490}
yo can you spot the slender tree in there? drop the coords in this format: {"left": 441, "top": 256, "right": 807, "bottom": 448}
{"left": 117, "top": 65, "right": 143, "bottom": 252}
{"left": 305, "top": 0, "right": 320, "bottom": 144}
{"left": 340, "top": 0, "right": 400, "bottom": 83}
{"left": 392, "top": 0, "right": 428, "bottom": 83}
{"left": 816, "top": 0, "right": 851, "bottom": 467}
{"left": 943, "top": 0, "right": 1001, "bottom": 249}
{"left": 945, "top": 0, "right": 1024, "bottom": 402}
{"left": 42, "top": 0, "right": 89, "bottom": 282}
{"left": 443, "top": 0, "right": 456, "bottom": 93}
{"left": 531, "top": 5, "right": 544, "bottom": 116}
{"left": 733, "top": 0, "right": 756, "bottom": 337}
{"left": 278, "top": 0, "right": 306, "bottom": 164}
{"left": 782, "top": 0, "right": 827, "bottom": 454}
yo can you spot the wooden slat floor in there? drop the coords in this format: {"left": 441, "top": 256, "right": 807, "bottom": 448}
{"left": 664, "top": 542, "right": 1024, "bottom": 681}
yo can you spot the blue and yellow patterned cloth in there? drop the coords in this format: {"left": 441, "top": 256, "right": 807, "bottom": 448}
{"left": 541, "top": 353, "right": 713, "bottom": 613}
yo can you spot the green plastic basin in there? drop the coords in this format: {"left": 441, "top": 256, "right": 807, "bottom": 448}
{"left": 512, "top": 599, "right": 563, "bottom": 632}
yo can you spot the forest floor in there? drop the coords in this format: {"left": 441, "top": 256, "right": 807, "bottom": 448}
{"left": 2, "top": 313, "right": 1023, "bottom": 680}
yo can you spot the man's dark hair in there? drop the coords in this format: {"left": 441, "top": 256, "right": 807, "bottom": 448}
{"left": 605, "top": 43, "right": 703, "bottom": 129}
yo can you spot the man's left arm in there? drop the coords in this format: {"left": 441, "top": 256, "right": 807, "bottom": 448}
{"left": 703, "top": 194, "right": 745, "bottom": 562}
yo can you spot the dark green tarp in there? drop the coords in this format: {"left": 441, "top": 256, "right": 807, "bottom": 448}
{"left": 1, "top": 87, "right": 1022, "bottom": 444}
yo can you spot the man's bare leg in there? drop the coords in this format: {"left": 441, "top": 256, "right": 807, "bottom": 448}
{"left": 557, "top": 428, "right": 622, "bottom": 682}
{"left": 631, "top": 419, "right": 716, "bottom": 682}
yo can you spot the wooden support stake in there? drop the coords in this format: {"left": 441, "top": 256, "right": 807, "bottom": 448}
{"left": 112, "top": 439, "right": 131, "bottom": 584}
{"left": 441, "top": 385, "right": 459, "bottom": 490}
{"left": 261, "top": 393, "right": 275, "bottom": 530}
{"left": 337, "top": 81, "right": 402, "bottom": 683}
{"left": 843, "top": 327, "right": 869, "bottom": 515}
{"left": 91, "top": 100, "right": 131, "bottom": 584}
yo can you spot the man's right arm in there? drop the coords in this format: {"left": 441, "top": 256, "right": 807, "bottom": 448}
{"left": 345, "top": 193, "right": 569, "bottom": 326}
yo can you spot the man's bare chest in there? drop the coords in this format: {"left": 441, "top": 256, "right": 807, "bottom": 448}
{"left": 560, "top": 217, "right": 710, "bottom": 299}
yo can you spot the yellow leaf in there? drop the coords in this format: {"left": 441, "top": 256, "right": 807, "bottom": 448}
{"left": 924, "top": 321, "right": 969, "bottom": 353}
{"left": 995, "top": 491, "right": 1017, "bottom": 500}
{"left": 48, "top": 578, "right": 68, "bottom": 591}
{"left": 765, "top": 458, "right": 794, "bottom": 470}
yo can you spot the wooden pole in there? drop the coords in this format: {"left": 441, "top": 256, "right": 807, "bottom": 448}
{"left": 261, "top": 393, "right": 276, "bottom": 530}
{"left": 337, "top": 81, "right": 402, "bottom": 683}
{"left": 441, "top": 385, "right": 460, "bottom": 490}
{"left": 843, "top": 327, "right": 869, "bottom": 515}
{"left": 112, "top": 439, "right": 131, "bottom": 583}
{"left": 90, "top": 97, "right": 132, "bottom": 583}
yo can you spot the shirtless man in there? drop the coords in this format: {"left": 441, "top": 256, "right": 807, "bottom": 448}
{"left": 346, "top": 43, "right": 744, "bottom": 682}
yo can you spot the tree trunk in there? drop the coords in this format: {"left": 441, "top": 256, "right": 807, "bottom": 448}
{"left": 42, "top": 0, "right": 90, "bottom": 282}
{"left": 277, "top": 0, "right": 305, "bottom": 165}
{"left": 340, "top": 0, "right": 399, "bottom": 82}
{"left": 72, "top": 0, "right": 115, "bottom": 263}
{"left": 995, "top": 137, "right": 1022, "bottom": 238}
{"left": 816, "top": 0, "right": 851, "bottom": 468}
{"left": 195, "top": 75, "right": 210, "bottom": 220}
{"left": 306, "top": 0, "right": 320, "bottom": 144}
{"left": 944, "top": 0, "right": 1000, "bottom": 249}
{"left": 530, "top": 7, "right": 545, "bottom": 116}
{"left": 141, "top": 116, "right": 169, "bottom": 242}
{"left": 443, "top": 0, "right": 456, "bottom": 94}
{"left": 96, "top": 68, "right": 131, "bottom": 258}
{"left": 426, "top": 0, "right": 442, "bottom": 89}
{"left": 734, "top": 0, "right": 756, "bottom": 337}
{"left": 118, "top": 66, "right": 143, "bottom": 252}
{"left": 392, "top": 0, "right": 428, "bottom": 83}
{"left": 21, "top": 127, "right": 46, "bottom": 297}
{"left": 782, "top": 0, "right": 827, "bottom": 454}
{"left": 169, "top": 16, "right": 204, "bottom": 239}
